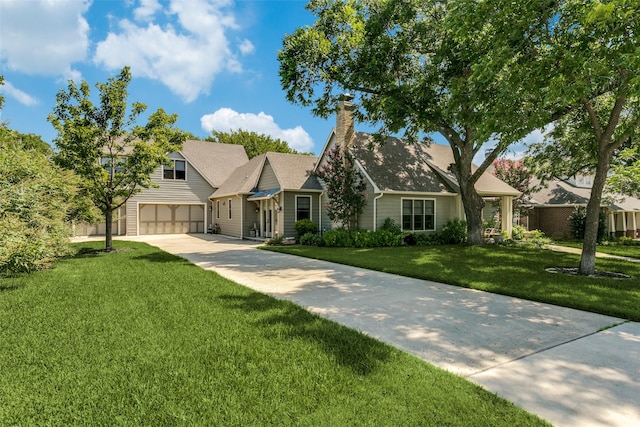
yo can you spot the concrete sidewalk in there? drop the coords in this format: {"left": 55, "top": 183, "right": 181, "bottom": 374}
{"left": 124, "top": 234, "right": 639, "bottom": 427}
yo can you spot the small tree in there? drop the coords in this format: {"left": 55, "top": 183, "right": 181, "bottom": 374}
{"left": 314, "top": 146, "right": 367, "bottom": 229}
{"left": 492, "top": 158, "right": 538, "bottom": 218}
{"left": 49, "top": 67, "right": 188, "bottom": 251}
{"left": 569, "top": 206, "right": 606, "bottom": 243}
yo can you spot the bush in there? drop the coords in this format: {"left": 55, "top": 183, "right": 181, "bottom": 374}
{"left": 569, "top": 206, "right": 606, "bottom": 242}
{"left": 294, "top": 219, "right": 318, "bottom": 241}
{"left": 300, "top": 232, "right": 323, "bottom": 246}
{"left": 322, "top": 229, "right": 353, "bottom": 247}
{"left": 512, "top": 225, "right": 526, "bottom": 241}
{"left": 264, "top": 236, "right": 283, "bottom": 246}
{"left": 321, "top": 228, "right": 403, "bottom": 248}
{"left": 403, "top": 233, "right": 418, "bottom": 246}
{"left": 381, "top": 217, "right": 402, "bottom": 234}
{"left": 440, "top": 219, "right": 467, "bottom": 244}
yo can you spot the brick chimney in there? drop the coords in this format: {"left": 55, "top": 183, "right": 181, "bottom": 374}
{"left": 336, "top": 94, "right": 355, "bottom": 150}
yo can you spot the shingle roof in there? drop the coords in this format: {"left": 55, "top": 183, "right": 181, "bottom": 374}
{"left": 529, "top": 178, "right": 640, "bottom": 211}
{"left": 263, "top": 152, "right": 322, "bottom": 191}
{"left": 348, "top": 133, "right": 520, "bottom": 196}
{"left": 211, "top": 152, "right": 321, "bottom": 199}
{"left": 180, "top": 140, "right": 249, "bottom": 187}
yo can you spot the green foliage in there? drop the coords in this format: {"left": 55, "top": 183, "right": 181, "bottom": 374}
{"left": 440, "top": 219, "right": 467, "bottom": 244}
{"left": 321, "top": 228, "right": 403, "bottom": 248}
{"left": 0, "top": 129, "right": 84, "bottom": 276}
{"left": 381, "top": 217, "right": 402, "bottom": 235}
{"left": 512, "top": 225, "right": 527, "bottom": 241}
{"left": 48, "top": 66, "right": 188, "bottom": 250}
{"left": 314, "top": 146, "right": 367, "bottom": 229}
{"left": 300, "top": 232, "right": 323, "bottom": 246}
{"left": 265, "top": 235, "right": 284, "bottom": 246}
{"left": 569, "top": 207, "right": 606, "bottom": 242}
{"left": 294, "top": 219, "right": 318, "bottom": 239}
{"left": 208, "top": 129, "right": 307, "bottom": 159}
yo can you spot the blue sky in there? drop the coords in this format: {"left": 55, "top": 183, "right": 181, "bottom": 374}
{"left": 0, "top": 0, "right": 540, "bottom": 160}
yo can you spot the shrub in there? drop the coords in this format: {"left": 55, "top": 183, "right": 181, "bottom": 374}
{"left": 300, "top": 232, "right": 323, "bottom": 246}
{"left": 265, "top": 236, "right": 283, "bottom": 246}
{"left": 294, "top": 219, "right": 318, "bottom": 240}
{"left": 440, "top": 219, "right": 467, "bottom": 244}
{"left": 322, "top": 229, "right": 353, "bottom": 247}
{"left": 569, "top": 206, "right": 606, "bottom": 242}
{"left": 403, "top": 233, "right": 418, "bottom": 246}
{"left": 380, "top": 217, "right": 402, "bottom": 234}
{"left": 512, "top": 225, "right": 526, "bottom": 241}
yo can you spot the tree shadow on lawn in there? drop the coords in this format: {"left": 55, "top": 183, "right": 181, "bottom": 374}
{"left": 218, "top": 292, "right": 394, "bottom": 376}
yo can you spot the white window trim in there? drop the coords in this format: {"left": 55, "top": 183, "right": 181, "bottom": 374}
{"left": 401, "top": 198, "right": 436, "bottom": 231}
{"left": 295, "top": 195, "right": 312, "bottom": 222}
{"left": 162, "top": 159, "right": 187, "bottom": 181}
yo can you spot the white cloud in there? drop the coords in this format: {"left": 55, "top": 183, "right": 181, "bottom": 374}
{"left": 238, "top": 39, "right": 255, "bottom": 55}
{"left": 0, "top": 0, "right": 89, "bottom": 78}
{"left": 201, "top": 108, "right": 314, "bottom": 152}
{"left": 134, "top": 0, "right": 162, "bottom": 21}
{"left": 95, "top": 0, "right": 245, "bottom": 102}
{"left": 0, "top": 81, "right": 39, "bottom": 106}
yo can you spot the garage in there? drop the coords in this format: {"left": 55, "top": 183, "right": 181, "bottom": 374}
{"left": 139, "top": 204, "right": 205, "bottom": 235}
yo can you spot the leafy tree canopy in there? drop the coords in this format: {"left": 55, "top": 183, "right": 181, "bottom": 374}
{"left": 207, "top": 129, "right": 309, "bottom": 159}
{"left": 279, "top": 0, "right": 558, "bottom": 244}
{"left": 49, "top": 66, "right": 189, "bottom": 251}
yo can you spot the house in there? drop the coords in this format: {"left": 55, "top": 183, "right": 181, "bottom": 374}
{"left": 209, "top": 152, "right": 323, "bottom": 239}
{"left": 525, "top": 175, "right": 640, "bottom": 239}
{"left": 74, "top": 140, "right": 249, "bottom": 236}
{"left": 313, "top": 97, "right": 521, "bottom": 236}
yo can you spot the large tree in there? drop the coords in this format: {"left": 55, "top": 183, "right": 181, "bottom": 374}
{"left": 49, "top": 67, "right": 188, "bottom": 251}
{"left": 207, "top": 129, "right": 307, "bottom": 159}
{"left": 525, "top": 0, "right": 640, "bottom": 275}
{"left": 279, "top": 0, "right": 555, "bottom": 244}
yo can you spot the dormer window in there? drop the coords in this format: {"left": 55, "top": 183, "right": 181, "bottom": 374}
{"left": 164, "top": 160, "right": 186, "bottom": 180}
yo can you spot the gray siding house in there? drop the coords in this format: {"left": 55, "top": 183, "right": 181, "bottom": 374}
{"left": 75, "top": 140, "right": 248, "bottom": 236}
{"left": 210, "top": 152, "right": 323, "bottom": 239}
{"left": 312, "top": 98, "right": 521, "bottom": 236}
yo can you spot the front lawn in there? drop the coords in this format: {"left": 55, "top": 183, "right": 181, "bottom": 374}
{"left": 264, "top": 244, "right": 640, "bottom": 321}
{"left": 0, "top": 241, "right": 547, "bottom": 426}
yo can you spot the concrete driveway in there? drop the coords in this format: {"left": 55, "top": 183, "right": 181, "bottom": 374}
{"left": 123, "top": 234, "right": 640, "bottom": 427}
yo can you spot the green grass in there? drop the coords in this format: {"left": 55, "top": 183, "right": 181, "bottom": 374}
{"left": 0, "top": 241, "right": 548, "bottom": 426}
{"left": 264, "top": 244, "right": 640, "bottom": 321}
{"left": 553, "top": 240, "right": 640, "bottom": 259}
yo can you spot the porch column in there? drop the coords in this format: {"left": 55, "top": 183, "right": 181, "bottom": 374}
{"left": 501, "top": 195, "right": 513, "bottom": 238}
{"left": 609, "top": 212, "right": 616, "bottom": 236}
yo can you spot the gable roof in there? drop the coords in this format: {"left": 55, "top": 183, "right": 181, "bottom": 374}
{"left": 211, "top": 152, "right": 321, "bottom": 199}
{"left": 180, "top": 140, "right": 249, "bottom": 188}
{"left": 344, "top": 132, "right": 520, "bottom": 196}
{"left": 528, "top": 178, "right": 640, "bottom": 211}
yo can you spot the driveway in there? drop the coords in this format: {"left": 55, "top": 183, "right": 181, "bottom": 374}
{"left": 123, "top": 234, "right": 639, "bottom": 427}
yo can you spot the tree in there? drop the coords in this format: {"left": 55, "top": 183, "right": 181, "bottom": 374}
{"left": 207, "top": 129, "right": 307, "bottom": 159}
{"left": 607, "top": 147, "right": 640, "bottom": 198}
{"left": 279, "top": 0, "right": 556, "bottom": 244}
{"left": 49, "top": 67, "right": 188, "bottom": 251}
{"left": 0, "top": 128, "right": 86, "bottom": 275}
{"left": 525, "top": 0, "right": 640, "bottom": 275}
{"left": 492, "top": 158, "right": 538, "bottom": 218}
{"left": 314, "top": 145, "right": 367, "bottom": 229}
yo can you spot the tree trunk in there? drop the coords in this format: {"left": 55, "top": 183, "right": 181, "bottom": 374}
{"left": 105, "top": 208, "right": 113, "bottom": 252}
{"left": 578, "top": 157, "right": 610, "bottom": 275}
{"left": 460, "top": 180, "right": 486, "bottom": 245}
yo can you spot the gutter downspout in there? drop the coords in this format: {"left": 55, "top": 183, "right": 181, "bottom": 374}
{"left": 318, "top": 192, "right": 323, "bottom": 232}
{"left": 373, "top": 193, "right": 384, "bottom": 231}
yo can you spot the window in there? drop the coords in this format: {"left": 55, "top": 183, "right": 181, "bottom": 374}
{"left": 216, "top": 200, "right": 220, "bottom": 219}
{"left": 228, "top": 199, "right": 232, "bottom": 219}
{"left": 163, "top": 160, "right": 186, "bottom": 180}
{"left": 402, "top": 199, "right": 435, "bottom": 231}
{"left": 296, "top": 196, "right": 311, "bottom": 221}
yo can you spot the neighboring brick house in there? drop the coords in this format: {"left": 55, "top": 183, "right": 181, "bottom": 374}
{"left": 525, "top": 176, "right": 640, "bottom": 239}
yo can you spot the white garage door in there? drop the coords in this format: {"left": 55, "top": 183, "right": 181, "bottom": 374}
{"left": 139, "top": 204, "right": 205, "bottom": 235}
